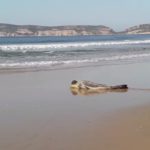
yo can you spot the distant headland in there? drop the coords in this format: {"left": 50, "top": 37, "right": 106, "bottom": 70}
{"left": 0, "top": 23, "right": 150, "bottom": 37}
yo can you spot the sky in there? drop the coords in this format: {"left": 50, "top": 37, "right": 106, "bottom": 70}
{"left": 0, "top": 0, "right": 150, "bottom": 31}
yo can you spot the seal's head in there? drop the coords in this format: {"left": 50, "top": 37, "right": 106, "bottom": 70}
{"left": 71, "top": 80, "right": 78, "bottom": 88}
{"left": 71, "top": 80, "right": 78, "bottom": 84}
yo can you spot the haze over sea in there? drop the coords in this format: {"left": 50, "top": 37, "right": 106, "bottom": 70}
{"left": 0, "top": 34, "right": 150, "bottom": 71}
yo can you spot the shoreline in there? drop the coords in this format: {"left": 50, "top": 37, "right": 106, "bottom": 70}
{"left": 0, "top": 59, "right": 150, "bottom": 74}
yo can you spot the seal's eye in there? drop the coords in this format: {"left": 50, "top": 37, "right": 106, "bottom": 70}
{"left": 71, "top": 80, "right": 78, "bottom": 84}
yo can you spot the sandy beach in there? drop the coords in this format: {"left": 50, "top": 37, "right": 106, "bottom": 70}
{"left": 0, "top": 62, "right": 150, "bottom": 150}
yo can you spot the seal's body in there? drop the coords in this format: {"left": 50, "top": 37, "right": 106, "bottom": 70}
{"left": 71, "top": 80, "right": 128, "bottom": 90}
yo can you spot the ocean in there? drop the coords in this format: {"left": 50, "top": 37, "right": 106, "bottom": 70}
{"left": 0, "top": 34, "right": 150, "bottom": 71}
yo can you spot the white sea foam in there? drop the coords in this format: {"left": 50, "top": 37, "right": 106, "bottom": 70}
{"left": 0, "top": 39, "right": 150, "bottom": 52}
{"left": 0, "top": 53, "right": 150, "bottom": 69}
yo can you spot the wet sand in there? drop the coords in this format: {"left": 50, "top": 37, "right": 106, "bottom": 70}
{"left": 0, "top": 62, "right": 150, "bottom": 150}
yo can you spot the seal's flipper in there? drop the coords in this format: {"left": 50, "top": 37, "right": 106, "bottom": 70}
{"left": 111, "top": 84, "right": 128, "bottom": 89}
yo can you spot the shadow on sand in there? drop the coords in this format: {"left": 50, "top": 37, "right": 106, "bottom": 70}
{"left": 70, "top": 87, "right": 128, "bottom": 96}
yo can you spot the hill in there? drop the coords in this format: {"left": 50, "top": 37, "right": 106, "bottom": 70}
{"left": 1, "top": 23, "right": 150, "bottom": 36}
{"left": 0, "top": 23, "right": 115, "bottom": 36}
{"left": 125, "top": 24, "right": 150, "bottom": 34}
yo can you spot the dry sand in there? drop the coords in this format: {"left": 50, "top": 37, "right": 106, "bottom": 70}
{"left": 0, "top": 62, "right": 150, "bottom": 150}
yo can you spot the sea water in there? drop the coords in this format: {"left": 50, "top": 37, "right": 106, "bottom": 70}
{"left": 0, "top": 34, "right": 150, "bottom": 71}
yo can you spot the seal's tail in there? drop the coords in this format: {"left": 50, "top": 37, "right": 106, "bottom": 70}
{"left": 111, "top": 84, "right": 128, "bottom": 89}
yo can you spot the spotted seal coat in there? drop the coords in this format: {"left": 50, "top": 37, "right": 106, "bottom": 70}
{"left": 71, "top": 80, "right": 128, "bottom": 90}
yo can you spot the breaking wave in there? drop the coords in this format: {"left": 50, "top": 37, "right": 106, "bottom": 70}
{"left": 1, "top": 39, "right": 150, "bottom": 52}
{"left": 1, "top": 35, "right": 150, "bottom": 71}
{"left": 1, "top": 53, "right": 150, "bottom": 69}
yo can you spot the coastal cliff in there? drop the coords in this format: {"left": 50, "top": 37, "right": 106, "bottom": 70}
{"left": 0, "top": 24, "right": 115, "bottom": 36}
{"left": 1, "top": 23, "right": 150, "bottom": 37}
{"left": 125, "top": 24, "right": 150, "bottom": 34}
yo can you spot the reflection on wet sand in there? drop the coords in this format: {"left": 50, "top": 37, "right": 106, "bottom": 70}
{"left": 70, "top": 87, "right": 128, "bottom": 96}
